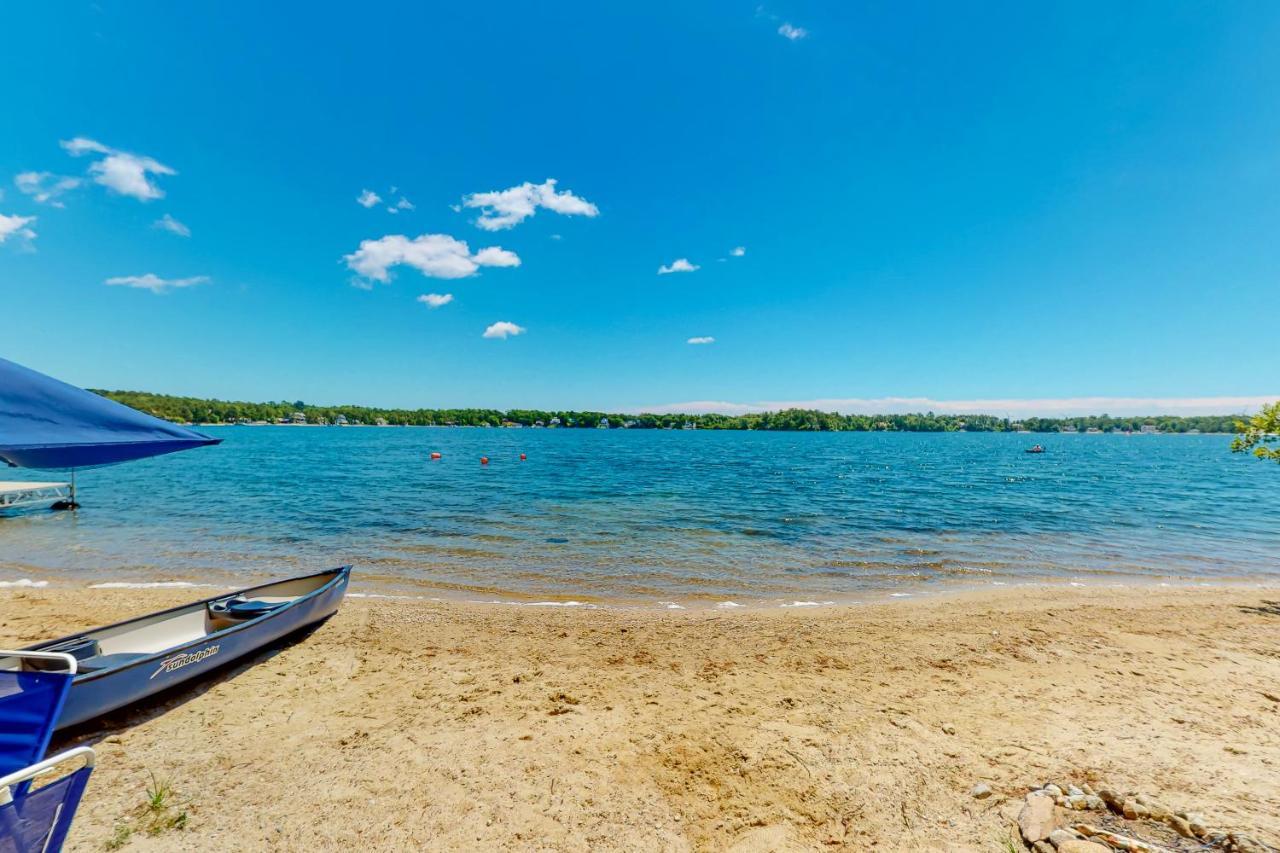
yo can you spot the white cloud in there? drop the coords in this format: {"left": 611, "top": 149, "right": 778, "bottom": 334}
{"left": 357, "top": 189, "right": 382, "bottom": 208}
{"left": 638, "top": 395, "right": 1280, "bottom": 418}
{"left": 417, "top": 292, "right": 454, "bottom": 308}
{"left": 153, "top": 213, "right": 191, "bottom": 237}
{"left": 472, "top": 246, "right": 521, "bottom": 267}
{"left": 14, "top": 172, "right": 81, "bottom": 206}
{"left": 687, "top": 336, "right": 715, "bottom": 345}
{"left": 396, "top": 197, "right": 414, "bottom": 211}
{"left": 483, "top": 321, "right": 526, "bottom": 339}
{"left": 778, "top": 23, "right": 808, "bottom": 40}
{"left": 0, "top": 213, "right": 36, "bottom": 245}
{"left": 658, "top": 258, "right": 699, "bottom": 275}
{"left": 344, "top": 233, "right": 521, "bottom": 283}
{"left": 463, "top": 179, "right": 599, "bottom": 230}
{"left": 104, "top": 273, "right": 209, "bottom": 294}
{"left": 730, "top": 246, "right": 746, "bottom": 257}
{"left": 60, "top": 137, "right": 175, "bottom": 201}
{"left": 60, "top": 138, "right": 109, "bottom": 156}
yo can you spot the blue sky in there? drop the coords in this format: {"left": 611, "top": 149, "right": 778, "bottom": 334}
{"left": 2, "top": 2, "right": 1279, "bottom": 416}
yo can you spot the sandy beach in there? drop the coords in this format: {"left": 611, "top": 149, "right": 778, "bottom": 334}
{"left": 3, "top": 583, "right": 1278, "bottom": 851}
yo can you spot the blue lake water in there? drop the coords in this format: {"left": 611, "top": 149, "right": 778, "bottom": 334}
{"left": 2, "top": 427, "right": 1278, "bottom": 603}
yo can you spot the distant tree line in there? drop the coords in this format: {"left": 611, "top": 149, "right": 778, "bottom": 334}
{"left": 91, "top": 390, "right": 1245, "bottom": 434}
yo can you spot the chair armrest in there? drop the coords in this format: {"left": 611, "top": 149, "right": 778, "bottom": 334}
{"left": 0, "top": 746, "right": 95, "bottom": 791}
{"left": 0, "top": 650, "right": 77, "bottom": 674}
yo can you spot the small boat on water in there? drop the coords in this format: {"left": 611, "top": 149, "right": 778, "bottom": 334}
{"left": 2, "top": 566, "right": 350, "bottom": 731}
{"left": 1025, "top": 445, "right": 1045, "bottom": 454}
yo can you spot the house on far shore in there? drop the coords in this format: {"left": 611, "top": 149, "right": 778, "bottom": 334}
{"left": 374, "top": 417, "right": 388, "bottom": 426}
{"left": 1140, "top": 423, "right": 1160, "bottom": 434}
{"left": 549, "top": 417, "right": 561, "bottom": 427}
{"left": 335, "top": 414, "right": 349, "bottom": 426}
{"left": 1060, "top": 424, "right": 1078, "bottom": 433}
{"left": 597, "top": 418, "right": 610, "bottom": 429}
{"left": 290, "top": 411, "right": 306, "bottom": 424}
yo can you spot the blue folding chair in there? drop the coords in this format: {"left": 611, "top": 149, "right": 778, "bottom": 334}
{"left": 0, "top": 746, "right": 95, "bottom": 853}
{"left": 1, "top": 652, "right": 78, "bottom": 782}
{"left": 1, "top": 651, "right": 94, "bottom": 852}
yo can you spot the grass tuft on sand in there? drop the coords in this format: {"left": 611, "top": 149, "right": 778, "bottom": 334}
{"left": 102, "top": 773, "right": 187, "bottom": 849}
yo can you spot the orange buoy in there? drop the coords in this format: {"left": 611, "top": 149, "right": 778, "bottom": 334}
{"left": 430, "top": 452, "right": 442, "bottom": 460}
{"left": 480, "top": 456, "right": 489, "bottom": 465}
{"left": 519, "top": 453, "right": 527, "bottom": 461}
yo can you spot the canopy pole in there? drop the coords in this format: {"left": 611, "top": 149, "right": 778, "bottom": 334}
{"left": 52, "top": 469, "right": 80, "bottom": 511}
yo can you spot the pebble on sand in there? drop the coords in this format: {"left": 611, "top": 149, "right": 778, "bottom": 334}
{"left": 1056, "top": 841, "right": 1110, "bottom": 853}
{"left": 1018, "top": 792, "right": 1058, "bottom": 843}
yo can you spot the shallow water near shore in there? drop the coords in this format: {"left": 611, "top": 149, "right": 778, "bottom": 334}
{"left": 1, "top": 428, "right": 1278, "bottom": 603}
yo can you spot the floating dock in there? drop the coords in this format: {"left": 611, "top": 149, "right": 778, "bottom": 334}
{"left": 0, "top": 481, "right": 72, "bottom": 511}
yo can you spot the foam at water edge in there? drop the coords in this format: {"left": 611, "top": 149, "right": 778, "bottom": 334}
{"left": 0, "top": 578, "right": 48, "bottom": 588}
{"left": 660, "top": 602, "right": 685, "bottom": 610}
{"left": 717, "top": 601, "right": 743, "bottom": 608}
{"left": 780, "top": 600, "right": 835, "bottom": 608}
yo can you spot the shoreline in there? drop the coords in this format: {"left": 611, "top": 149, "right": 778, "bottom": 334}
{"left": 3, "top": 566, "right": 1280, "bottom": 612}
{"left": 187, "top": 422, "right": 1241, "bottom": 434}
{"left": 4, "top": 582, "right": 1276, "bottom": 850}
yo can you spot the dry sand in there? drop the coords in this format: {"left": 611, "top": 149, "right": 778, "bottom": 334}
{"left": 2, "top": 583, "right": 1278, "bottom": 851}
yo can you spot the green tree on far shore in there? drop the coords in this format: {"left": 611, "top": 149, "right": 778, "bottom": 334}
{"left": 89, "top": 389, "right": 1248, "bottom": 435}
{"left": 1232, "top": 402, "right": 1280, "bottom": 463}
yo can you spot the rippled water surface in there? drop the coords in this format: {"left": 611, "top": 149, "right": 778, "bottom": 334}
{"left": 2, "top": 427, "right": 1278, "bottom": 601}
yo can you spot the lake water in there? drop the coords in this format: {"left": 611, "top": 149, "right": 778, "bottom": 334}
{"left": 2, "top": 427, "right": 1278, "bottom": 604}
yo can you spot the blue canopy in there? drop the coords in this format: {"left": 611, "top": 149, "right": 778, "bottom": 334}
{"left": 0, "top": 357, "right": 220, "bottom": 470}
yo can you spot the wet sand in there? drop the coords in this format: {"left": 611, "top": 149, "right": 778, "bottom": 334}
{"left": 3, "top": 584, "right": 1278, "bottom": 851}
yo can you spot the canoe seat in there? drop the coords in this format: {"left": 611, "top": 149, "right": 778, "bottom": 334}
{"left": 205, "top": 597, "right": 286, "bottom": 631}
{"left": 209, "top": 598, "right": 284, "bottom": 619}
{"left": 223, "top": 599, "right": 284, "bottom": 619}
{"left": 20, "top": 637, "right": 100, "bottom": 671}
{"left": 77, "top": 653, "right": 151, "bottom": 673}
{"left": 40, "top": 636, "right": 101, "bottom": 664}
